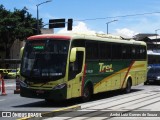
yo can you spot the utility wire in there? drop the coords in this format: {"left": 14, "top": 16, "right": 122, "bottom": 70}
{"left": 74, "top": 11, "right": 160, "bottom": 21}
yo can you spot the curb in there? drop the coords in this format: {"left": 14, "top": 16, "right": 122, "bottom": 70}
{"left": 18, "top": 105, "right": 81, "bottom": 120}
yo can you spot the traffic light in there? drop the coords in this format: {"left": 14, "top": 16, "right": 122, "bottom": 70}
{"left": 67, "top": 19, "right": 73, "bottom": 31}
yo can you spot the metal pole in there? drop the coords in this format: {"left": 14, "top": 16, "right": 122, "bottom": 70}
{"left": 106, "top": 20, "right": 118, "bottom": 34}
{"left": 155, "top": 29, "right": 160, "bottom": 52}
{"left": 36, "top": 0, "right": 52, "bottom": 35}
{"left": 37, "top": 5, "right": 39, "bottom": 34}
{"left": 107, "top": 23, "right": 108, "bottom": 34}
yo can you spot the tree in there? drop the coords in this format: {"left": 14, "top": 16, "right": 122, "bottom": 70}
{"left": 0, "top": 5, "right": 42, "bottom": 59}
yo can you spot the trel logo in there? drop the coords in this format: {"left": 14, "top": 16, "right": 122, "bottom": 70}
{"left": 99, "top": 63, "right": 114, "bottom": 72}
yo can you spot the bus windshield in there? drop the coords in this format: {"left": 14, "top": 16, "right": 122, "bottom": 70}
{"left": 21, "top": 39, "right": 69, "bottom": 80}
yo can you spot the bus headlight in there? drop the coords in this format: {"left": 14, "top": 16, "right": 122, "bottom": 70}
{"left": 156, "top": 76, "right": 160, "bottom": 80}
{"left": 53, "top": 83, "right": 67, "bottom": 90}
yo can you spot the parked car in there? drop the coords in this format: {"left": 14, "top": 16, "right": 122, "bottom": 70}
{"left": 144, "top": 66, "right": 160, "bottom": 85}
{"left": 6, "top": 69, "right": 13, "bottom": 73}
{"left": 7, "top": 68, "right": 20, "bottom": 79}
{"left": 0, "top": 69, "right": 8, "bottom": 78}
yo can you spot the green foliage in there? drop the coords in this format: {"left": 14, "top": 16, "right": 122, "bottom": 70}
{"left": 0, "top": 5, "right": 43, "bottom": 58}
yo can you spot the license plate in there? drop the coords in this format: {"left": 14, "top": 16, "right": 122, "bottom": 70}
{"left": 36, "top": 90, "right": 44, "bottom": 94}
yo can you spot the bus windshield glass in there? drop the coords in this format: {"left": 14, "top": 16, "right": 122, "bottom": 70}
{"left": 21, "top": 39, "right": 69, "bottom": 80}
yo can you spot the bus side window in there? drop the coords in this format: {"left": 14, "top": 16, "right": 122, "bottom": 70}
{"left": 112, "top": 43, "right": 122, "bottom": 59}
{"left": 86, "top": 41, "right": 98, "bottom": 60}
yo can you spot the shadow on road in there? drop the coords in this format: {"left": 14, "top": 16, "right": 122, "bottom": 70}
{"left": 13, "top": 89, "right": 142, "bottom": 108}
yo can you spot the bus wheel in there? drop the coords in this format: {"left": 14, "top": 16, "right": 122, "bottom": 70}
{"left": 125, "top": 79, "right": 131, "bottom": 93}
{"left": 82, "top": 85, "right": 92, "bottom": 102}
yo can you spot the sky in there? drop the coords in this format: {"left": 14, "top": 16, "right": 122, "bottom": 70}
{"left": 1, "top": 0, "right": 160, "bottom": 38}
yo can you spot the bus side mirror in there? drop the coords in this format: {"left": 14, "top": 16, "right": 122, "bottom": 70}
{"left": 70, "top": 48, "right": 77, "bottom": 62}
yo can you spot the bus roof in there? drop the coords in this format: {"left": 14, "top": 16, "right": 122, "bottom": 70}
{"left": 27, "top": 34, "right": 71, "bottom": 40}
{"left": 27, "top": 33, "right": 146, "bottom": 46}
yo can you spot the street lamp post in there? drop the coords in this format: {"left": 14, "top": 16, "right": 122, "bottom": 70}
{"left": 106, "top": 20, "right": 118, "bottom": 34}
{"left": 155, "top": 29, "right": 160, "bottom": 51}
{"left": 36, "top": 0, "right": 52, "bottom": 34}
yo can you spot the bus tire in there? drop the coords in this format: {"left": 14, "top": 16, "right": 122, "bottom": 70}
{"left": 82, "top": 85, "right": 92, "bottom": 102}
{"left": 125, "top": 79, "right": 131, "bottom": 93}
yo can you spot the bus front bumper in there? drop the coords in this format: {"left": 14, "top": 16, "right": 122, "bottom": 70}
{"left": 20, "top": 82, "right": 67, "bottom": 101}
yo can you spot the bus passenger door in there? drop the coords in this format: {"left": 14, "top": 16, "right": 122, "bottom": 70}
{"left": 68, "top": 47, "right": 85, "bottom": 98}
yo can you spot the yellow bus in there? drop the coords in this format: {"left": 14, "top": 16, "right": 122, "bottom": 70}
{"left": 20, "top": 33, "right": 147, "bottom": 102}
